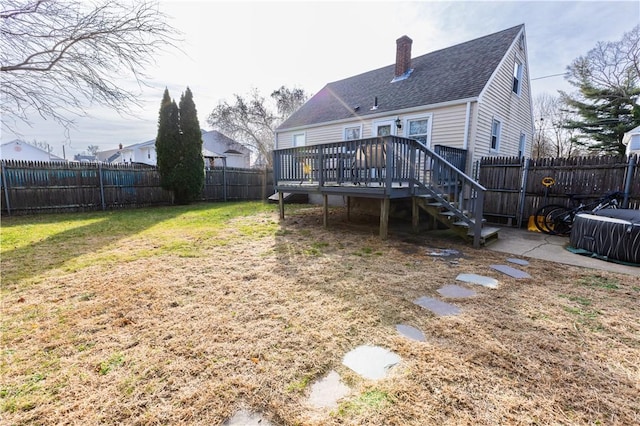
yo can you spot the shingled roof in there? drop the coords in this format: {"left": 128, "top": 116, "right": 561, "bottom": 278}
{"left": 278, "top": 25, "right": 524, "bottom": 131}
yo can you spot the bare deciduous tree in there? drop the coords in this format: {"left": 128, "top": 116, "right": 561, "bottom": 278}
{"left": 208, "top": 86, "right": 309, "bottom": 167}
{"left": 0, "top": 0, "right": 179, "bottom": 132}
{"left": 533, "top": 93, "right": 585, "bottom": 158}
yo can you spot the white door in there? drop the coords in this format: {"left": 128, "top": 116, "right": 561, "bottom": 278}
{"left": 373, "top": 120, "right": 396, "bottom": 137}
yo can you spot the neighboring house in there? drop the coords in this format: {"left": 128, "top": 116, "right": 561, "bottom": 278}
{"left": 202, "top": 130, "right": 251, "bottom": 169}
{"left": 623, "top": 125, "right": 640, "bottom": 157}
{"left": 275, "top": 24, "right": 534, "bottom": 172}
{"left": 73, "top": 154, "right": 97, "bottom": 162}
{"left": 0, "top": 140, "right": 65, "bottom": 162}
{"left": 99, "top": 130, "right": 251, "bottom": 168}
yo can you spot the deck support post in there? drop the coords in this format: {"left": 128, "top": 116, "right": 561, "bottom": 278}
{"left": 323, "top": 194, "right": 329, "bottom": 228}
{"left": 278, "top": 191, "right": 284, "bottom": 220}
{"left": 346, "top": 196, "right": 351, "bottom": 222}
{"left": 412, "top": 196, "right": 419, "bottom": 232}
{"left": 380, "top": 197, "right": 390, "bottom": 239}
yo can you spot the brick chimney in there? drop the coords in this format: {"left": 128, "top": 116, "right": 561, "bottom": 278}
{"left": 395, "top": 35, "right": 413, "bottom": 77}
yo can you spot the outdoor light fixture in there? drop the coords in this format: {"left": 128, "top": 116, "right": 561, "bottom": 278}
{"left": 395, "top": 118, "right": 402, "bottom": 130}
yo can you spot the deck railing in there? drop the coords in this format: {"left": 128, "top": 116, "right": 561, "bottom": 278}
{"left": 273, "top": 136, "right": 486, "bottom": 246}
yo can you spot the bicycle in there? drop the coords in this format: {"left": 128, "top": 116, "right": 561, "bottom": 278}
{"left": 533, "top": 191, "right": 622, "bottom": 236}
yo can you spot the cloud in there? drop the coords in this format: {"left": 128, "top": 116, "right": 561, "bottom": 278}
{"left": 3, "top": 0, "right": 639, "bottom": 155}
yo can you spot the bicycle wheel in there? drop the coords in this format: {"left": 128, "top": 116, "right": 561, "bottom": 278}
{"left": 546, "top": 206, "right": 574, "bottom": 236}
{"left": 533, "top": 204, "right": 567, "bottom": 234}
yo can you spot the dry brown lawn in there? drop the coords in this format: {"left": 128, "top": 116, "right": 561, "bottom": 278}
{"left": 1, "top": 203, "right": 639, "bottom": 425}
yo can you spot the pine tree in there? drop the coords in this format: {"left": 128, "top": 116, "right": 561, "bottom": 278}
{"left": 175, "top": 87, "right": 204, "bottom": 204}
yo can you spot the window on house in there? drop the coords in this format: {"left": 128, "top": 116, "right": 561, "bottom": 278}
{"left": 293, "top": 133, "right": 305, "bottom": 147}
{"left": 377, "top": 125, "right": 392, "bottom": 137}
{"left": 513, "top": 59, "right": 523, "bottom": 94}
{"left": 344, "top": 126, "right": 361, "bottom": 140}
{"left": 518, "top": 133, "right": 526, "bottom": 157}
{"left": 490, "top": 119, "right": 501, "bottom": 151}
{"left": 408, "top": 118, "right": 430, "bottom": 147}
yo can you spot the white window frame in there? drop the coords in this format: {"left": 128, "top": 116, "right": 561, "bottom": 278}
{"left": 372, "top": 119, "right": 397, "bottom": 138}
{"left": 490, "top": 118, "right": 502, "bottom": 152}
{"left": 292, "top": 132, "right": 306, "bottom": 147}
{"left": 343, "top": 124, "right": 362, "bottom": 141}
{"left": 512, "top": 58, "right": 523, "bottom": 95}
{"left": 403, "top": 113, "right": 433, "bottom": 148}
{"left": 518, "top": 132, "right": 526, "bottom": 157}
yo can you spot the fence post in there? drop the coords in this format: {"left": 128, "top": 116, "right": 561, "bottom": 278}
{"left": 222, "top": 158, "right": 227, "bottom": 202}
{"left": 516, "top": 157, "right": 529, "bottom": 228}
{"left": 98, "top": 162, "right": 106, "bottom": 211}
{"left": 1, "top": 161, "right": 11, "bottom": 216}
{"left": 622, "top": 155, "right": 635, "bottom": 208}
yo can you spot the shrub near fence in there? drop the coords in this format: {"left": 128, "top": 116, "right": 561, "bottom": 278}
{"left": 0, "top": 160, "right": 273, "bottom": 215}
{"left": 478, "top": 154, "right": 639, "bottom": 227}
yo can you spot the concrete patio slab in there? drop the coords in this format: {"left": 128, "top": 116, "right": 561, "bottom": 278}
{"left": 413, "top": 296, "right": 461, "bottom": 316}
{"left": 342, "top": 345, "right": 401, "bottom": 380}
{"left": 489, "top": 227, "right": 638, "bottom": 276}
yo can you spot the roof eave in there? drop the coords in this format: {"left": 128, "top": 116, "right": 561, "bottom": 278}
{"left": 276, "top": 96, "right": 479, "bottom": 133}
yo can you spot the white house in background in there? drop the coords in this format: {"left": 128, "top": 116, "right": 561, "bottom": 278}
{"left": 623, "top": 125, "right": 640, "bottom": 157}
{"left": 201, "top": 130, "right": 251, "bottom": 168}
{"left": 99, "top": 130, "right": 251, "bottom": 168}
{"left": 0, "top": 140, "right": 65, "bottom": 162}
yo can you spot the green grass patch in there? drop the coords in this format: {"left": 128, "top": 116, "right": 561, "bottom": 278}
{"left": 1, "top": 202, "right": 277, "bottom": 285}
{"left": 559, "top": 294, "right": 592, "bottom": 306}
{"left": 337, "top": 390, "right": 393, "bottom": 416}
{"left": 98, "top": 353, "right": 125, "bottom": 375}
{"left": 578, "top": 274, "right": 619, "bottom": 290}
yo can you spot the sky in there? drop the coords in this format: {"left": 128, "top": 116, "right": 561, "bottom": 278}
{"left": 2, "top": 0, "right": 639, "bottom": 158}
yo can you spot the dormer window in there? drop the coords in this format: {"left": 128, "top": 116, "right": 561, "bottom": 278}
{"left": 513, "top": 59, "right": 523, "bottom": 95}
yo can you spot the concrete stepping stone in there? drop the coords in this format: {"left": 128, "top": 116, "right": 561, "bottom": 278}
{"left": 437, "top": 284, "right": 477, "bottom": 298}
{"left": 427, "top": 248, "right": 461, "bottom": 258}
{"left": 396, "top": 324, "right": 426, "bottom": 342}
{"left": 490, "top": 264, "right": 532, "bottom": 279}
{"left": 307, "top": 370, "right": 350, "bottom": 409}
{"left": 223, "top": 409, "right": 273, "bottom": 425}
{"left": 342, "top": 345, "right": 401, "bottom": 380}
{"left": 413, "top": 296, "right": 461, "bottom": 316}
{"left": 455, "top": 273, "right": 499, "bottom": 289}
{"left": 507, "top": 257, "right": 529, "bottom": 266}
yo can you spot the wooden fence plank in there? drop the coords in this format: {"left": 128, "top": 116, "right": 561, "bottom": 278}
{"left": 479, "top": 154, "right": 639, "bottom": 226}
{"left": 0, "top": 160, "right": 273, "bottom": 215}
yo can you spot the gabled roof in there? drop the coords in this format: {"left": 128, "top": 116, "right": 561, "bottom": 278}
{"left": 278, "top": 25, "right": 524, "bottom": 131}
{"left": 201, "top": 130, "right": 251, "bottom": 155}
{"left": 1, "top": 139, "right": 65, "bottom": 161}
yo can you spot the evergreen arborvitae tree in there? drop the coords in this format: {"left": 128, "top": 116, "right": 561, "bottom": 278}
{"left": 175, "top": 87, "right": 205, "bottom": 204}
{"left": 156, "top": 88, "right": 181, "bottom": 192}
{"left": 155, "top": 87, "right": 204, "bottom": 204}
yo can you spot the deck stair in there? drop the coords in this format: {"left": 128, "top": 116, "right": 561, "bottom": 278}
{"left": 415, "top": 194, "right": 500, "bottom": 246}
{"left": 272, "top": 135, "right": 500, "bottom": 248}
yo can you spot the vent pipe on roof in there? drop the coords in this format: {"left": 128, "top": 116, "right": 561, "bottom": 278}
{"left": 395, "top": 35, "right": 413, "bottom": 78}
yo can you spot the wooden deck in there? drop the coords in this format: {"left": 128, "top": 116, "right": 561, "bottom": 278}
{"left": 272, "top": 136, "right": 493, "bottom": 247}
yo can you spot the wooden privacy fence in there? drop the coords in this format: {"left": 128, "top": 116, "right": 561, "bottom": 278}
{"left": 0, "top": 160, "right": 273, "bottom": 215}
{"left": 477, "top": 154, "right": 639, "bottom": 227}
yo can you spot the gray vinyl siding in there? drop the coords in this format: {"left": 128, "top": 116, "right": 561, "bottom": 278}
{"left": 473, "top": 31, "right": 533, "bottom": 164}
